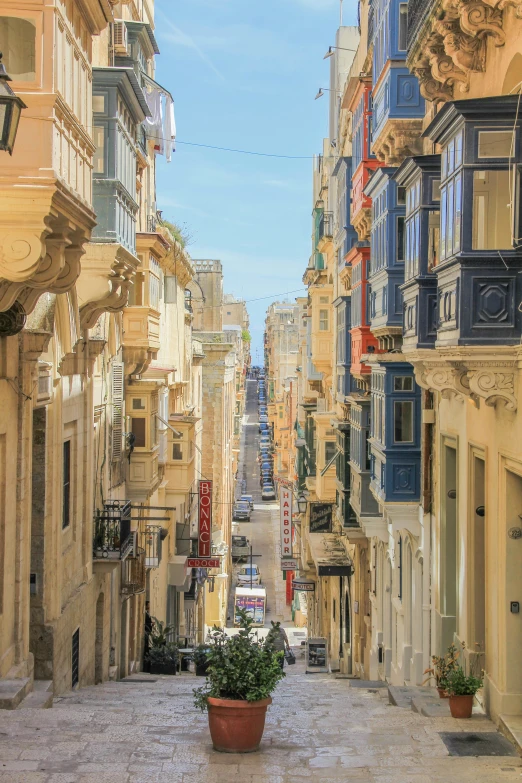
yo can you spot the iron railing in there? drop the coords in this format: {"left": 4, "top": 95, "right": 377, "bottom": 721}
{"left": 407, "top": 0, "right": 433, "bottom": 49}
{"left": 121, "top": 547, "right": 146, "bottom": 594}
{"left": 147, "top": 214, "right": 157, "bottom": 233}
{"left": 93, "top": 500, "right": 133, "bottom": 560}
{"left": 319, "top": 212, "right": 334, "bottom": 241}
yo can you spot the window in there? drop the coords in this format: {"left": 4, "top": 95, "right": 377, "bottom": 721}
{"left": 398, "top": 536, "right": 403, "bottom": 600}
{"left": 132, "top": 398, "right": 145, "bottom": 410}
{"left": 63, "top": 440, "right": 71, "bottom": 529}
{"left": 394, "top": 401, "right": 414, "bottom": 443}
{"left": 93, "top": 125, "right": 106, "bottom": 175}
{"left": 472, "top": 170, "right": 512, "bottom": 249}
{"left": 172, "top": 442, "right": 183, "bottom": 460}
{"left": 325, "top": 441, "right": 337, "bottom": 464}
{"left": 131, "top": 418, "right": 146, "bottom": 448}
{"left": 319, "top": 309, "right": 329, "bottom": 331}
{"left": 0, "top": 17, "right": 36, "bottom": 81}
{"left": 394, "top": 376, "right": 413, "bottom": 391}
{"left": 72, "top": 629, "right": 80, "bottom": 689}
{"left": 398, "top": 4, "right": 408, "bottom": 50}
{"left": 478, "top": 130, "right": 512, "bottom": 158}
{"left": 397, "top": 216, "right": 405, "bottom": 262}
{"left": 397, "top": 186, "right": 406, "bottom": 205}
{"left": 440, "top": 131, "right": 463, "bottom": 261}
{"left": 432, "top": 179, "right": 441, "bottom": 201}
{"left": 428, "top": 210, "right": 440, "bottom": 271}
{"left": 93, "top": 95, "right": 105, "bottom": 113}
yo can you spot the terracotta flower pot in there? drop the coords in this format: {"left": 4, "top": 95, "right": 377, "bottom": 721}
{"left": 437, "top": 687, "right": 448, "bottom": 699}
{"left": 449, "top": 694, "right": 474, "bottom": 718}
{"left": 207, "top": 696, "right": 272, "bottom": 753}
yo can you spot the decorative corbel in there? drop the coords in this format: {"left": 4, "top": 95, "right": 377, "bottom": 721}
{"left": 466, "top": 367, "right": 517, "bottom": 411}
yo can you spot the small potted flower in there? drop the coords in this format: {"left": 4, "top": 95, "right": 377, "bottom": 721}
{"left": 445, "top": 664, "right": 483, "bottom": 718}
{"left": 192, "top": 644, "right": 212, "bottom": 677}
{"left": 193, "top": 610, "right": 285, "bottom": 753}
{"left": 423, "top": 643, "right": 460, "bottom": 698}
{"left": 147, "top": 642, "right": 179, "bottom": 675}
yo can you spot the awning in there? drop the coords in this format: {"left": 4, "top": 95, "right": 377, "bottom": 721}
{"left": 308, "top": 533, "right": 353, "bottom": 577}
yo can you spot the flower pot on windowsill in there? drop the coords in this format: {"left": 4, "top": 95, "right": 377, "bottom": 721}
{"left": 449, "top": 694, "right": 474, "bottom": 718}
{"left": 207, "top": 697, "right": 272, "bottom": 753}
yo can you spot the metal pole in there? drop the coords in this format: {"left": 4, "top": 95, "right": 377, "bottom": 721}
{"left": 250, "top": 545, "right": 253, "bottom": 590}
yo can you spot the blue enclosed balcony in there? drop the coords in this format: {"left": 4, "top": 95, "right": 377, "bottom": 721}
{"left": 369, "top": 363, "right": 421, "bottom": 504}
{"left": 335, "top": 424, "right": 359, "bottom": 529}
{"left": 369, "top": 0, "right": 424, "bottom": 165}
{"left": 91, "top": 68, "right": 150, "bottom": 254}
{"left": 394, "top": 155, "right": 440, "bottom": 350}
{"left": 424, "top": 95, "right": 522, "bottom": 346}
{"left": 349, "top": 397, "right": 381, "bottom": 519}
{"left": 366, "top": 169, "right": 406, "bottom": 348}
{"left": 334, "top": 296, "right": 357, "bottom": 399}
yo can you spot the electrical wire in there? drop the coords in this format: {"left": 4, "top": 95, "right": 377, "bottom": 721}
{"left": 175, "top": 141, "right": 314, "bottom": 159}
{"left": 193, "top": 288, "right": 307, "bottom": 309}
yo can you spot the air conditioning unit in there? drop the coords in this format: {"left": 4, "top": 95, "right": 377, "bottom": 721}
{"left": 113, "top": 21, "right": 128, "bottom": 55}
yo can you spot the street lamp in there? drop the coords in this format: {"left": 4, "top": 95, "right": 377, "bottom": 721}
{"left": 0, "top": 53, "right": 26, "bottom": 155}
{"left": 297, "top": 494, "right": 308, "bottom": 514}
{"left": 323, "top": 45, "right": 358, "bottom": 59}
{"left": 314, "top": 87, "right": 342, "bottom": 100}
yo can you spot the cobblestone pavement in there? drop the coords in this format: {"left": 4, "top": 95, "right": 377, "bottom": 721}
{"left": 0, "top": 663, "right": 520, "bottom": 783}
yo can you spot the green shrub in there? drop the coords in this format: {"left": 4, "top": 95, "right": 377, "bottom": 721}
{"left": 193, "top": 610, "right": 284, "bottom": 711}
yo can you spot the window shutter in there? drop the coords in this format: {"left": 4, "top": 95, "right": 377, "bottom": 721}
{"left": 111, "top": 362, "right": 124, "bottom": 461}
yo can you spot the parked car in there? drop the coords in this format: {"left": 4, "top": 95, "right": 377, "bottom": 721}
{"left": 240, "top": 494, "right": 254, "bottom": 510}
{"left": 232, "top": 535, "right": 250, "bottom": 560}
{"left": 233, "top": 501, "right": 251, "bottom": 521}
{"left": 259, "top": 415, "right": 269, "bottom": 424}
{"left": 237, "top": 564, "right": 261, "bottom": 586}
{"left": 262, "top": 483, "right": 276, "bottom": 501}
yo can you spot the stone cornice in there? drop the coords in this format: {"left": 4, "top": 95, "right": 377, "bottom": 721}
{"left": 406, "top": 346, "right": 520, "bottom": 411}
{"left": 372, "top": 119, "right": 424, "bottom": 167}
{"left": 76, "top": 0, "right": 114, "bottom": 35}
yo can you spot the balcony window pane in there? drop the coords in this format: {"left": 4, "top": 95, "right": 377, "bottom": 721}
{"left": 131, "top": 417, "right": 146, "bottom": 448}
{"left": 455, "top": 130, "right": 463, "bottom": 167}
{"left": 478, "top": 130, "right": 512, "bottom": 158}
{"left": 454, "top": 174, "right": 462, "bottom": 252}
{"left": 325, "top": 441, "right": 337, "bottom": 463}
{"left": 399, "top": 5, "right": 408, "bottom": 49}
{"left": 472, "top": 170, "right": 511, "bottom": 249}
{"left": 447, "top": 180, "right": 454, "bottom": 253}
{"left": 63, "top": 440, "right": 71, "bottom": 530}
{"left": 397, "top": 185, "right": 406, "bottom": 205}
{"left": 428, "top": 210, "right": 440, "bottom": 271}
{"left": 93, "top": 126, "right": 106, "bottom": 175}
{"left": 432, "top": 179, "right": 441, "bottom": 202}
{"left": 93, "top": 95, "right": 105, "bottom": 113}
{"left": 172, "top": 442, "right": 182, "bottom": 460}
{"left": 394, "top": 401, "right": 413, "bottom": 443}
{"left": 440, "top": 188, "right": 447, "bottom": 259}
{"left": 319, "top": 309, "right": 329, "bottom": 331}
{"left": 394, "top": 376, "right": 413, "bottom": 391}
{"left": 397, "top": 216, "right": 405, "bottom": 262}
{"left": 0, "top": 17, "right": 36, "bottom": 81}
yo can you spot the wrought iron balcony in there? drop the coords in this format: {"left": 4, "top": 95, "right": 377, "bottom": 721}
{"left": 407, "top": 0, "right": 431, "bottom": 51}
{"left": 147, "top": 214, "right": 157, "bottom": 233}
{"left": 93, "top": 501, "right": 134, "bottom": 560}
{"left": 121, "top": 547, "right": 146, "bottom": 594}
{"left": 143, "top": 525, "right": 165, "bottom": 569}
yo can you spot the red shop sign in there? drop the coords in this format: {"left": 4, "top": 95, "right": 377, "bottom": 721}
{"left": 198, "top": 480, "right": 212, "bottom": 557}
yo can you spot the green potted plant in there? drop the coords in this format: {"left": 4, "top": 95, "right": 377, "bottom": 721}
{"left": 146, "top": 619, "right": 178, "bottom": 675}
{"left": 423, "top": 643, "right": 460, "bottom": 698}
{"left": 193, "top": 610, "right": 285, "bottom": 752}
{"left": 192, "top": 644, "right": 212, "bottom": 677}
{"left": 445, "top": 654, "right": 483, "bottom": 718}
{"left": 147, "top": 642, "right": 179, "bottom": 675}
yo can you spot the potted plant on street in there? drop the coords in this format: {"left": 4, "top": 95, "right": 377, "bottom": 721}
{"left": 192, "top": 644, "right": 212, "bottom": 677}
{"left": 423, "top": 643, "right": 460, "bottom": 698}
{"left": 445, "top": 654, "right": 483, "bottom": 718}
{"left": 147, "top": 643, "right": 179, "bottom": 675}
{"left": 193, "top": 610, "right": 285, "bottom": 752}
{"left": 146, "top": 619, "right": 178, "bottom": 675}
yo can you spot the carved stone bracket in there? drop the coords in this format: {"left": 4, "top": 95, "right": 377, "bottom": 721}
{"left": 408, "top": 0, "right": 518, "bottom": 102}
{"left": 79, "top": 247, "right": 139, "bottom": 330}
{"left": 372, "top": 120, "right": 425, "bottom": 166}
{"left": 58, "top": 338, "right": 106, "bottom": 378}
{"left": 411, "top": 349, "right": 518, "bottom": 410}
{"left": 352, "top": 208, "right": 372, "bottom": 242}
{"left": 123, "top": 346, "right": 158, "bottom": 378}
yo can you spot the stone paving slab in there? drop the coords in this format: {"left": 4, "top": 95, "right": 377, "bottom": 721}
{"left": 0, "top": 664, "right": 520, "bottom": 782}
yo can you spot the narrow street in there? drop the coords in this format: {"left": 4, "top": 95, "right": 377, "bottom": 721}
{"left": 0, "top": 382, "right": 520, "bottom": 782}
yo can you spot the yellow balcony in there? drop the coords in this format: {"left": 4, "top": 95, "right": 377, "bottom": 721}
{"left": 123, "top": 306, "right": 161, "bottom": 376}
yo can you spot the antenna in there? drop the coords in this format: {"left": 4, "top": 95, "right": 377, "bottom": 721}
{"left": 340, "top": 0, "right": 343, "bottom": 24}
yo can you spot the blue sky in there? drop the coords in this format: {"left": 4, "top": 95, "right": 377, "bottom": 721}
{"left": 154, "top": 0, "right": 356, "bottom": 361}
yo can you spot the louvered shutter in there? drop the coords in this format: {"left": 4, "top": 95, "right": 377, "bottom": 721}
{"left": 111, "top": 362, "right": 124, "bottom": 461}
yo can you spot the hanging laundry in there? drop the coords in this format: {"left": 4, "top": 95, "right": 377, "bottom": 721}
{"left": 165, "top": 95, "right": 176, "bottom": 162}
{"left": 145, "top": 87, "right": 164, "bottom": 155}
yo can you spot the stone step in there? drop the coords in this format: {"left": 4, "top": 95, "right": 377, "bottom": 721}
{"left": 0, "top": 678, "right": 32, "bottom": 710}
{"left": 17, "top": 681, "right": 53, "bottom": 710}
{"left": 411, "top": 692, "right": 451, "bottom": 717}
{"left": 498, "top": 714, "right": 522, "bottom": 756}
{"left": 388, "top": 684, "right": 432, "bottom": 709}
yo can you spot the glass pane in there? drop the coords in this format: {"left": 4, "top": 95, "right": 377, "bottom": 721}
{"left": 448, "top": 138, "right": 455, "bottom": 175}
{"left": 472, "top": 170, "right": 511, "bottom": 249}
{"left": 447, "top": 180, "right": 454, "bottom": 254}
{"left": 394, "top": 401, "right": 413, "bottom": 443}
{"left": 93, "top": 126, "right": 105, "bottom": 175}
{"left": 397, "top": 185, "right": 406, "bottom": 205}
{"left": 454, "top": 174, "right": 462, "bottom": 253}
{"left": 397, "top": 216, "right": 405, "bottom": 261}
{"left": 399, "top": 4, "right": 408, "bottom": 50}
{"left": 440, "top": 188, "right": 447, "bottom": 259}
{"left": 93, "top": 95, "right": 105, "bottom": 113}
{"left": 455, "top": 130, "right": 463, "bottom": 167}
{"left": 432, "top": 179, "right": 441, "bottom": 202}
{"left": 0, "top": 17, "right": 36, "bottom": 81}
{"left": 428, "top": 210, "right": 440, "bottom": 271}
{"left": 394, "top": 376, "right": 413, "bottom": 391}
{"left": 131, "top": 417, "right": 146, "bottom": 448}
{"left": 478, "top": 130, "right": 512, "bottom": 158}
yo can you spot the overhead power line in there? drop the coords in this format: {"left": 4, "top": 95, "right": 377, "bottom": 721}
{"left": 176, "top": 140, "right": 314, "bottom": 159}
{"left": 196, "top": 288, "right": 308, "bottom": 309}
